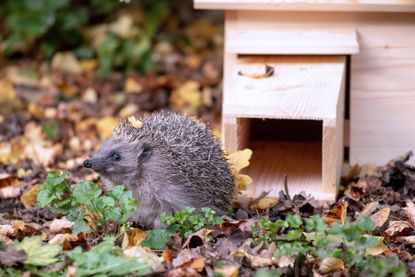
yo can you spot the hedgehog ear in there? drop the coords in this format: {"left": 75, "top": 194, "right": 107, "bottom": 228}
{"left": 138, "top": 144, "right": 152, "bottom": 163}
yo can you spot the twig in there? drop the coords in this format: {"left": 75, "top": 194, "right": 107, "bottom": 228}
{"left": 283, "top": 174, "right": 291, "bottom": 201}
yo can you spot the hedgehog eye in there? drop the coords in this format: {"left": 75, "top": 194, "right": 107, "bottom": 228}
{"left": 111, "top": 152, "right": 121, "bottom": 161}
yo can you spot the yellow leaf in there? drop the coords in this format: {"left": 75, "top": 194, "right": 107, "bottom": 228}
{"left": 97, "top": 116, "right": 118, "bottom": 139}
{"left": 124, "top": 246, "right": 165, "bottom": 271}
{"left": 122, "top": 227, "right": 146, "bottom": 249}
{"left": 366, "top": 237, "right": 389, "bottom": 256}
{"left": 234, "top": 174, "right": 253, "bottom": 192}
{"left": 80, "top": 59, "right": 98, "bottom": 73}
{"left": 319, "top": 257, "right": 344, "bottom": 274}
{"left": 324, "top": 199, "right": 348, "bottom": 226}
{"left": 20, "top": 184, "right": 41, "bottom": 208}
{"left": 169, "top": 81, "right": 202, "bottom": 115}
{"left": 124, "top": 78, "right": 143, "bottom": 94}
{"left": 127, "top": 116, "right": 143, "bottom": 129}
{"left": 228, "top": 149, "right": 253, "bottom": 173}
{"left": 250, "top": 197, "right": 279, "bottom": 210}
{"left": 214, "top": 264, "right": 240, "bottom": 277}
{"left": 0, "top": 79, "right": 16, "bottom": 103}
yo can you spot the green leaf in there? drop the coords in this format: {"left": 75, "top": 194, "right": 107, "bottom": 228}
{"left": 72, "top": 181, "right": 102, "bottom": 204}
{"left": 141, "top": 229, "right": 174, "bottom": 250}
{"left": 65, "top": 237, "right": 150, "bottom": 276}
{"left": 14, "top": 236, "right": 60, "bottom": 266}
{"left": 286, "top": 215, "right": 302, "bottom": 229}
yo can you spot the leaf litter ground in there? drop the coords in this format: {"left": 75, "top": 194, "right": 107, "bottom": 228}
{"left": 1, "top": 11, "right": 415, "bottom": 277}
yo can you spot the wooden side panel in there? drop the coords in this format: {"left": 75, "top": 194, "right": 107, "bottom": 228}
{"left": 350, "top": 22, "right": 415, "bottom": 165}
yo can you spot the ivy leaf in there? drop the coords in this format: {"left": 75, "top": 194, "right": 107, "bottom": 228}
{"left": 14, "top": 236, "right": 60, "bottom": 266}
{"left": 286, "top": 215, "right": 303, "bottom": 229}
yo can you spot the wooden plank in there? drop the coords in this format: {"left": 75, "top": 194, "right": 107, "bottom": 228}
{"left": 226, "top": 29, "right": 359, "bottom": 55}
{"left": 195, "top": 0, "right": 415, "bottom": 12}
{"left": 224, "top": 55, "right": 346, "bottom": 120}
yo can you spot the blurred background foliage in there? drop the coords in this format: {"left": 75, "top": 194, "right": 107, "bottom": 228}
{"left": 0, "top": 0, "right": 222, "bottom": 77}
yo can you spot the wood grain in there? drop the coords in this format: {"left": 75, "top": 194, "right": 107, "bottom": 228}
{"left": 242, "top": 141, "right": 338, "bottom": 200}
{"left": 224, "top": 55, "right": 346, "bottom": 121}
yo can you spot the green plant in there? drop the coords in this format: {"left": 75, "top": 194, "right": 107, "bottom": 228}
{"left": 142, "top": 206, "right": 224, "bottom": 249}
{"left": 65, "top": 237, "right": 150, "bottom": 276}
{"left": 251, "top": 215, "right": 406, "bottom": 276}
{"left": 0, "top": 0, "right": 171, "bottom": 76}
{"left": 37, "top": 170, "right": 138, "bottom": 235}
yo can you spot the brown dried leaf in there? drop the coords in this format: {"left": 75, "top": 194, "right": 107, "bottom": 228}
{"left": 385, "top": 221, "right": 414, "bottom": 237}
{"left": 121, "top": 227, "right": 146, "bottom": 249}
{"left": 172, "top": 248, "right": 204, "bottom": 269}
{"left": 238, "top": 65, "right": 275, "bottom": 79}
{"left": 182, "top": 228, "right": 211, "bottom": 249}
{"left": 396, "top": 235, "right": 415, "bottom": 247}
{"left": 324, "top": 198, "right": 348, "bottom": 226}
{"left": 170, "top": 81, "right": 202, "bottom": 116}
{"left": 48, "top": 233, "right": 78, "bottom": 245}
{"left": 370, "top": 208, "right": 390, "bottom": 228}
{"left": 344, "top": 180, "right": 367, "bottom": 201}
{"left": 51, "top": 52, "right": 83, "bottom": 74}
{"left": 49, "top": 218, "right": 75, "bottom": 233}
{"left": 319, "top": 257, "right": 344, "bottom": 274}
{"left": 124, "top": 246, "right": 165, "bottom": 271}
{"left": 0, "top": 244, "right": 28, "bottom": 267}
{"left": 0, "top": 174, "right": 20, "bottom": 199}
{"left": 404, "top": 200, "right": 415, "bottom": 227}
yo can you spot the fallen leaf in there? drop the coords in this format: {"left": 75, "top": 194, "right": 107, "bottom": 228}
{"left": 359, "top": 163, "right": 379, "bottom": 178}
{"left": 0, "top": 173, "right": 20, "bottom": 199}
{"left": 162, "top": 248, "right": 173, "bottom": 263}
{"left": 396, "top": 235, "right": 415, "bottom": 247}
{"left": 366, "top": 237, "right": 389, "bottom": 256}
{"left": 344, "top": 180, "right": 367, "bottom": 201}
{"left": 110, "top": 14, "right": 136, "bottom": 38}
{"left": 14, "top": 236, "right": 61, "bottom": 266}
{"left": 0, "top": 79, "right": 16, "bottom": 103}
{"left": 124, "top": 246, "right": 165, "bottom": 271}
{"left": 128, "top": 116, "right": 143, "bottom": 129}
{"left": 249, "top": 197, "right": 278, "bottom": 210}
{"left": 182, "top": 228, "right": 212, "bottom": 249}
{"left": 170, "top": 81, "right": 202, "bottom": 116}
{"left": 48, "top": 233, "right": 78, "bottom": 245}
{"left": 82, "top": 88, "right": 98, "bottom": 103}
{"left": 238, "top": 65, "right": 275, "bottom": 79}
{"left": 404, "top": 200, "right": 415, "bottom": 227}
{"left": 51, "top": 52, "right": 83, "bottom": 74}
{"left": 324, "top": 198, "right": 348, "bottom": 226}
{"left": 228, "top": 149, "right": 253, "bottom": 173}
{"left": 319, "top": 257, "right": 344, "bottom": 274}
{"left": 0, "top": 244, "right": 28, "bottom": 267}
{"left": 172, "top": 248, "right": 204, "bottom": 269}
{"left": 227, "top": 149, "right": 253, "bottom": 192}
{"left": 125, "top": 78, "right": 143, "bottom": 93}
{"left": 49, "top": 218, "right": 75, "bottom": 233}
{"left": 20, "top": 184, "right": 41, "bottom": 208}
{"left": 385, "top": 221, "right": 414, "bottom": 237}
{"left": 80, "top": 59, "right": 98, "bottom": 73}
{"left": 122, "top": 227, "right": 146, "bottom": 249}
{"left": 370, "top": 208, "right": 390, "bottom": 227}
{"left": 359, "top": 202, "right": 380, "bottom": 219}
{"left": 214, "top": 264, "right": 239, "bottom": 277}
{"left": 97, "top": 116, "right": 118, "bottom": 139}
{"left": 119, "top": 104, "right": 139, "bottom": 118}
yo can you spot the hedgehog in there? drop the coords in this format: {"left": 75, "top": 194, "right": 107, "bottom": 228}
{"left": 83, "top": 111, "right": 235, "bottom": 228}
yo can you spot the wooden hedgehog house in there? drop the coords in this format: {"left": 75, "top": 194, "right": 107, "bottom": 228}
{"left": 194, "top": 0, "right": 415, "bottom": 200}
